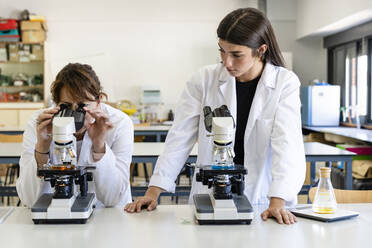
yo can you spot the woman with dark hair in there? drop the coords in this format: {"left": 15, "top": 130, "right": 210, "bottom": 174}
{"left": 17, "top": 63, "right": 134, "bottom": 208}
{"left": 125, "top": 8, "right": 305, "bottom": 224}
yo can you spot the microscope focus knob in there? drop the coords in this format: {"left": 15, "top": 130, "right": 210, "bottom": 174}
{"left": 195, "top": 172, "right": 202, "bottom": 182}
{"left": 87, "top": 172, "right": 93, "bottom": 181}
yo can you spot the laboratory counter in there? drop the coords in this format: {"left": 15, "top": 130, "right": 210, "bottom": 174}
{"left": 1, "top": 204, "right": 371, "bottom": 248}
{"left": 134, "top": 124, "right": 171, "bottom": 142}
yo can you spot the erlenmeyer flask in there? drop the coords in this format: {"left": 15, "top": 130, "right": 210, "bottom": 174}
{"left": 312, "top": 167, "right": 337, "bottom": 214}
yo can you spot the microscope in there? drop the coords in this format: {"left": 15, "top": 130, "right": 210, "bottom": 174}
{"left": 31, "top": 104, "right": 96, "bottom": 224}
{"left": 193, "top": 105, "right": 253, "bottom": 225}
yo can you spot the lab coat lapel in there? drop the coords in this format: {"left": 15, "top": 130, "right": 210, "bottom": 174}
{"left": 218, "top": 66, "right": 237, "bottom": 125}
{"left": 244, "top": 64, "right": 276, "bottom": 139}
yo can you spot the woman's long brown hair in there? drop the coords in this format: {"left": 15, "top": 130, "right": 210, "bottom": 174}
{"left": 217, "top": 8, "right": 285, "bottom": 67}
{"left": 51, "top": 63, "right": 107, "bottom": 104}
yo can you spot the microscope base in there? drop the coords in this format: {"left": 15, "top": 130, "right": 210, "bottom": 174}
{"left": 193, "top": 194, "right": 253, "bottom": 225}
{"left": 31, "top": 193, "right": 96, "bottom": 224}
{"left": 195, "top": 218, "right": 252, "bottom": 225}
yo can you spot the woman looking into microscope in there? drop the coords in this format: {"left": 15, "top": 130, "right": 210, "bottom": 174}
{"left": 17, "top": 63, "right": 134, "bottom": 208}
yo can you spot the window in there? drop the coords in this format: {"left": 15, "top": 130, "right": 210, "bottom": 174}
{"left": 368, "top": 39, "right": 372, "bottom": 122}
{"left": 357, "top": 42, "right": 368, "bottom": 118}
{"left": 325, "top": 20, "right": 372, "bottom": 124}
{"left": 328, "top": 39, "right": 371, "bottom": 124}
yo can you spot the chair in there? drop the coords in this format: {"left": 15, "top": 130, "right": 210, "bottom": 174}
{"left": 173, "top": 164, "right": 193, "bottom": 204}
{"left": 3, "top": 164, "right": 19, "bottom": 205}
{"left": 0, "top": 133, "right": 23, "bottom": 206}
{"left": 309, "top": 187, "right": 372, "bottom": 203}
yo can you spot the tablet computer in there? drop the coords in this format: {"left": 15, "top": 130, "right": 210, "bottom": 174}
{"left": 290, "top": 206, "right": 359, "bottom": 222}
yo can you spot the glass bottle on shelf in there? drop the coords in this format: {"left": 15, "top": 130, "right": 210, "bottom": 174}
{"left": 312, "top": 167, "right": 337, "bottom": 214}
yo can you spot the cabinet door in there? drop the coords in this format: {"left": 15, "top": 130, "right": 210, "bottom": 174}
{"left": 19, "top": 109, "right": 38, "bottom": 129}
{"left": 0, "top": 110, "right": 18, "bottom": 128}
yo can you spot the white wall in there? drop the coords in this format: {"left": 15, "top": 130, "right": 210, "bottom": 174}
{"left": 0, "top": 0, "right": 258, "bottom": 118}
{"left": 267, "top": 0, "right": 327, "bottom": 85}
{"left": 3, "top": 0, "right": 369, "bottom": 113}
{"left": 297, "top": 0, "right": 372, "bottom": 38}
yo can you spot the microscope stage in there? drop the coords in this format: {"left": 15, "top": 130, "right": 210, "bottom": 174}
{"left": 31, "top": 193, "right": 95, "bottom": 224}
{"left": 37, "top": 166, "right": 89, "bottom": 177}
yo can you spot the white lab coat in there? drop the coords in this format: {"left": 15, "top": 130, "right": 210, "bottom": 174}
{"left": 149, "top": 63, "right": 306, "bottom": 206}
{"left": 16, "top": 103, "right": 134, "bottom": 208}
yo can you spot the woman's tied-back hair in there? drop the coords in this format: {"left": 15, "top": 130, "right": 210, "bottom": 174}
{"left": 217, "top": 8, "right": 285, "bottom": 67}
{"left": 51, "top": 63, "right": 107, "bottom": 104}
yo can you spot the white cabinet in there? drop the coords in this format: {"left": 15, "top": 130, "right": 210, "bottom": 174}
{"left": 0, "top": 103, "right": 43, "bottom": 130}
{"left": 0, "top": 109, "right": 18, "bottom": 127}
{"left": 19, "top": 109, "right": 38, "bottom": 129}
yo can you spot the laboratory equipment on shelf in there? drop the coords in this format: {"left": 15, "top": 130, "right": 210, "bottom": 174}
{"left": 140, "top": 86, "right": 163, "bottom": 123}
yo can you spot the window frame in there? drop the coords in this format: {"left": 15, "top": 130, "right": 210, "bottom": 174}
{"left": 368, "top": 38, "right": 372, "bottom": 123}
{"left": 326, "top": 23, "right": 372, "bottom": 124}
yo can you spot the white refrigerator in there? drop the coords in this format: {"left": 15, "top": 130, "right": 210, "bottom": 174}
{"left": 300, "top": 85, "right": 340, "bottom": 126}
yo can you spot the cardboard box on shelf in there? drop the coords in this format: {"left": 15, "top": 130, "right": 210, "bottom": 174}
{"left": 353, "top": 160, "right": 372, "bottom": 179}
{"left": 19, "top": 51, "right": 30, "bottom": 62}
{"left": 0, "top": 43, "right": 7, "bottom": 62}
{"left": 20, "top": 21, "right": 47, "bottom": 43}
{"left": 20, "top": 21, "right": 45, "bottom": 30}
{"left": 18, "top": 44, "right": 31, "bottom": 62}
{"left": 22, "top": 30, "right": 46, "bottom": 43}
{"left": 8, "top": 43, "right": 18, "bottom": 53}
{"left": 30, "top": 44, "right": 43, "bottom": 61}
{"left": 21, "top": 44, "right": 31, "bottom": 52}
{"left": 8, "top": 43, "right": 18, "bottom": 61}
{"left": 8, "top": 52, "right": 19, "bottom": 62}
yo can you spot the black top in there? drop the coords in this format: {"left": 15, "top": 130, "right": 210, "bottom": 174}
{"left": 233, "top": 76, "right": 260, "bottom": 165}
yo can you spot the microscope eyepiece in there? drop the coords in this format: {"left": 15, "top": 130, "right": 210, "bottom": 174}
{"left": 55, "top": 103, "right": 86, "bottom": 131}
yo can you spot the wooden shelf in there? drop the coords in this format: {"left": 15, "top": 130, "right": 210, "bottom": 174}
{"left": 0, "top": 41, "right": 44, "bottom": 45}
{"left": 0, "top": 41, "right": 46, "bottom": 115}
{"left": 0, "top": 61, "right": 44, "bottom": 64}
{"left": 0, "top": 85, "right": 43, "bottom": 89}
{"left": 0, "top": 102, "right": 44, "bottom": 109}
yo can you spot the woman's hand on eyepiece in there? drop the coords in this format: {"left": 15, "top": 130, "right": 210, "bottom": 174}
{"left": 83, "top": 107, "right": 113, "bottom": 153}
{"left": 35, "top": 106, "right": 60, "bottom": 149}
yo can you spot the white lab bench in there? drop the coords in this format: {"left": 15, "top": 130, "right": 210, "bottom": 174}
{"left": 1, "top": 204, "right": 371, "bottom": 248}
{"left": 0, "top": 142, "right": 356, "bottom": 198}
{"left": 134, "top": 124, "right": 171, "bottom": 142}
{"left": 0, "top": 124, "right": 172, "bottom": 142}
